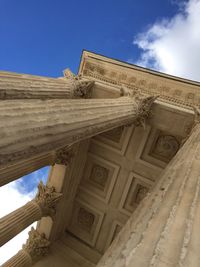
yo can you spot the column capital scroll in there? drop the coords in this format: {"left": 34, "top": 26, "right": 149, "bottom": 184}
{"left": 63, "top": 68, "right": 94, "bottom": 98}
{"left": 133, "top": 95, "right": 158, "bottom": 128}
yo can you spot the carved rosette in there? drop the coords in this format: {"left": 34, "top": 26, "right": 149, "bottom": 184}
{"left": 153, "top": 134, "right": 180, "bottom": 161}
{"left": 54, "top": 147, "right": 74, "bottom": 165}
{"left": 134, "top": 95, "right": 158, "bottom": 127}
{"left": 63, "top": 68, "right": 94, "bottom": 98}
{"left": 34, "top": 181, "right": 62, "bottom": 216}
{"left": 22, "top": 227, "right": 50, "bottom": 263}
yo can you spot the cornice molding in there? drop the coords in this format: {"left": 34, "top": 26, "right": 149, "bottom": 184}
{"left": 80, "top": 58, "right": 200, "bottom": 109}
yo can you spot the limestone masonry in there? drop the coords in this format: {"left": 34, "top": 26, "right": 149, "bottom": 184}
{"left": 0, "top": 51, "right": 200, "bottom": 267}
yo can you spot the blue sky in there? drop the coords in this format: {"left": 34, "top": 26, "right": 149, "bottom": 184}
{"left": 1, "top": 0, "right": 200, "bottom": 264}
{"left": 0, "top": 0, "right": 179, "bottom": 76}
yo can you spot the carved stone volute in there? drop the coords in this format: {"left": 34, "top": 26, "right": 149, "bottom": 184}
{"left": 22, "top": 227, "right": 50, "bottom": 263}
{"left": 63, "top": 68, "right": 94, "bottom": 98}
{"left": 73, "top": 79, "right": 94, "bottom": 98}
{"left": 34, "top": 181, "right": 62, "bottom": 217}
{"left": 134, "top": 95, "right": 158, "bottom": 128}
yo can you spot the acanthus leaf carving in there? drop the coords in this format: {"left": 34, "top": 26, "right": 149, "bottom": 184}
{"left": 63, "top": 68, "right": 94, "bottom": 98}
{"left": 54, "top": 147, "right": 74, "bottom": 166}
{"left": 22, "top": 227, "right": 50, "bottom": 262}
{"left": 133, "top": 95, "right": 158, "bottom": 128}
{"left": 34, "top": 181, "right": 62, "bottom": 217}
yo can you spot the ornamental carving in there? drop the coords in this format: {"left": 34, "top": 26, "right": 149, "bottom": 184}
{"left": 89, "top": 164, "right": 109, "bottom": 189}
{"left": 83, "top": 61, "right": 199, "bottom": 109}
{"left": 54, "top": 147, "right": 74, "bottom": 166}
{"left": 63, "top": 68, "right": 94, "bottom": 98}
{"left": 134, "top": 185, "right": 149, "bottom": 204}
{"left": 152, "top": 134, "right": 180, "bottom": 161}
{"left": 133, "top": 95, "right": 158, "bottom": 128}
{"left": 23, "top": 227, "right": 50, "bottom": 262}
{"left": 35, "top": 181, "right": 62, "bottom": 216}
{"left": 77, "top": 207, "right": 95, "bottom": 233}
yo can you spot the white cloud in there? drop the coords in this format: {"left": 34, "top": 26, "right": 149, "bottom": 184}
{"left": 0, "top": 167, "right": 49, "bottom": 265}
{"left": 133, "top": 0, "right": 200, "bottom": 82}
{"left": 0, "top": 180, "right": 36, "bottom": 265}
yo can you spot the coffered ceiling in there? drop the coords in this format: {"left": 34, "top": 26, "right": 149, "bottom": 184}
{"left": 39, "top": 51, "right": 195, "bottom": 266}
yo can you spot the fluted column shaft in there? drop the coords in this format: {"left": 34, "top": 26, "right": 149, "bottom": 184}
{"left": 0, "top": 153, "right": 53, "bottom": 187}
{"left": 2, "top": 228, "right": 50, "bottom": 267}
{"left": 0, "top": 182, "right": 61, "bottom": 247}
{"left": 2, "top": 250, "right": 32, "bottom": 267}
{"left": 97, "top": 123, "right": 200, "bottom": 267}
{"left": 0, "top": 96, "right": 155, "bottom": 171}
{"left": 0, "top": 70, "right": 93, "bottom": 99}
{"left": 0, "top": 201, "right": 41, "bottom": 247}
{"left": 0, "top": 147, "right": 73, "bottom": 187}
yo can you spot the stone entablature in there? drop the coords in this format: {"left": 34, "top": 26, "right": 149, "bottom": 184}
{"left": 79, "top": 51, "right": 200, "bottom": 109}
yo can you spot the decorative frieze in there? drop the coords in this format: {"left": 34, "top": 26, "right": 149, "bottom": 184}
{"left": 82, "top": 60, "right": 200, "bottom": 108}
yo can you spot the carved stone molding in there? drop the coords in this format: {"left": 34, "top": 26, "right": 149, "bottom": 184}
{"left": 77, "top": 207, "right": 95, "bottom": 233}
{"left": 54, "top": 147, "right": 74, "bottom": 165}
{"left": 133, "top": 95, "right": 158, "bottom": 128}
{"left": 35, "top": 181, "right": 62, "bottom": 216}
{"left": 22, "top": 227, "right": 50, "bottom": 262}
{"left": 82, "top": 60, "right": 200, "bottom": 108}
{"left": 67, "top": 200, "right": 105, "bottom": 246}
{"left": 90, "top": 164, "right": 109, "bottom": 189}
{"left": 151, "top": 134, "right": 180, "bottom": 162}
{"left": 63, "top": 68, "right": 94, "bottom": 98}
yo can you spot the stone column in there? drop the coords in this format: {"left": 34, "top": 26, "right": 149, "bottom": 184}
{"left": 0, "top": 95, "right": 156, "bottom": 171}
{"left": 0, "top": 147, "right": 74, "bottom": 187}
{"left": 0, "top": 69, "right": 94, "bottom": 99}
{"left": 97, "top": 116, "right": 200, "bottom": 267}
{"left": 2, "top": 227, "right": 50, "bottom": 267}
{"left": 0, "top": 182, "right": 62, "bottom": 247}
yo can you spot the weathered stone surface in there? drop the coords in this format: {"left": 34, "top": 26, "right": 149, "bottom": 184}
{"left": 97, "top": 122, "right": 200, "bottom": 267}
{"left": 0, "top": 182, "right": 61, "bottom": 247}
{"left": 0, "top": 96, "right": 156, "bottom": 169}
{"left": 2, "top": 228, "right": 50, "bottom": 267}
{"left": 0, "top": 70, "right": 94, "bottom": 99}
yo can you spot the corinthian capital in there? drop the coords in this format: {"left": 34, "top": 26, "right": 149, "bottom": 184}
{"left": 22, "top": 227, "right": 50, "bottom": 263}
{"left": 34, "top": 181, "right": 62, "bottom": 216}
{"left": 54, "top": 147, "right": 74, "bottom": 165}
{"left": 63, "top": 68, "right": 94, "bottom": 98}
{"left": 134, "top": 95, "right": 158, "bottom": 128}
